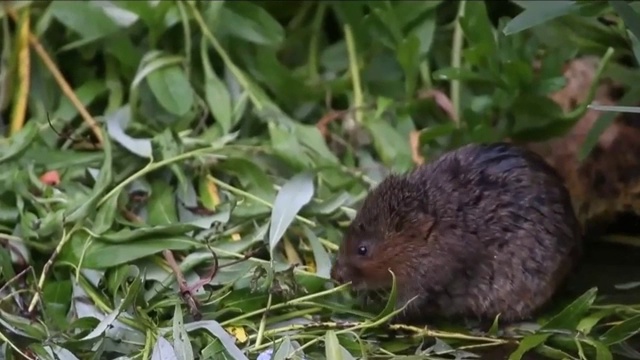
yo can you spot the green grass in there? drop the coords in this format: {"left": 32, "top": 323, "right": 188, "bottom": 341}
{"left": 2, "top": 1, "right": 640, "bottom": 359}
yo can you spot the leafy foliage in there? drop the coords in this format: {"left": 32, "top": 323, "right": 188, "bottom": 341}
{"left": 2, "top": 1, "right": 640, "bottom": 359}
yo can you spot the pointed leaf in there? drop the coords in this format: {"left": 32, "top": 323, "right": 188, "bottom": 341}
{"left": 268, "top": 172, "right": 315, "bottom": 253}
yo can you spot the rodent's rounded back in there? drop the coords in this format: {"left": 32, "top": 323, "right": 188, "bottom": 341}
{"left": 331, "top": 142, "right": 582, "bottom": 323}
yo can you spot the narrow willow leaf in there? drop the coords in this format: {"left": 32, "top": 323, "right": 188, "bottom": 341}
{"left": 268, "top": 172, "right": 315, "bottom": 253}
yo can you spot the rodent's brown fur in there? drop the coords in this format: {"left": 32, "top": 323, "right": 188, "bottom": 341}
{"left": 331, "top": 142, "right": 582, "bottom": 324}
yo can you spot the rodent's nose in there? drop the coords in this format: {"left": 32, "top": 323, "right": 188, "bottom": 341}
{"left": 330, "top": 260, "right": 345, "bottom": 283}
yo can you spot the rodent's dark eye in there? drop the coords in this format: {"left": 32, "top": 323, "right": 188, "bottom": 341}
{"left": 357, "top": 246, "right": 367, "bottom": 256}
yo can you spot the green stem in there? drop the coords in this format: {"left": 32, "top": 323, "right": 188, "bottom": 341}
{"left": 98, "top": 146, "right": 224, "bottom": 207}
{"left": 254, "top": 293, "right": 272, "bottom": 348}
{"left": 220, "top": 283, "right": 350, "bottom": 326}
{"left": 344, "top": 24, "right": 364, "bottom": 123}
{"left": 188, "top": 2, "right": 264, "bottom": 110}
{"left": 450, "top": 0, "right": 466, "bottom": 127}
{"left": 308, "top": 3, "right": 326, "bottom": 84}
{"left": 208, "top": 175, "right": 316, "bottom": 227}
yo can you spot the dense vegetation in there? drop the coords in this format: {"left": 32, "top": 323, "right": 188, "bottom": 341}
{"left": 2, "top": 1, "right": 640, "bottom": 359}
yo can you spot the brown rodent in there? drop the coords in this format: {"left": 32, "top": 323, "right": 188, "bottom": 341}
{"left": 331, "top": 142, "right": 582, "bottom": 324}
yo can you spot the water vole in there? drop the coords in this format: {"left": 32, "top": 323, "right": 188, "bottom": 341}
{"left": 331, "top": 143, "right": 582, "bottom": 324}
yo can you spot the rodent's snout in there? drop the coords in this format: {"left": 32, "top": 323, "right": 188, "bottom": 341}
{"left": 330, "top": 258, "right": 347, "bottom": 284}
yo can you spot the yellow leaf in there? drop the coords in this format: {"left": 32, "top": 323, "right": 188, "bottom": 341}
{"left": 283, "top": 237, "right": 302, "bottom": 265}
{"left": 225, "top": 326, "right": 247, "bottom": 343}
{"left": 304, "top": 253, "right": 317, "bottom": 273}
{"left": 198, "top": 173, "right": 220, "bottom": 210}
{"left": 231, "top": 233, "right": 241, "bottom": 241}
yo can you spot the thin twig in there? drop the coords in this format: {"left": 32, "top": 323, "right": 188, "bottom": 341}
{"left": 27, "top": 224, "right": 79, "bottom": 314}
{"left": 162, "top": 250, "right": 202, "bottom": 320}
{"left": 0, "top": 266, "right": 32, "bottom": 295}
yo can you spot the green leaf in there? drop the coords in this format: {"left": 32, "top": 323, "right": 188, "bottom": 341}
{"left": 147, "top": 179, "right": 178, "bottom": 226}
{"left": 541, "top": 287, "right": 598, "bottom": 330}
{"left": 460, "top": 1, "right": 497, "bottom": 55}
{"left": 217, "top": 158, "right": 274, "bottom": 201}
{"left": 610, "top": 1, "right": 640, "bottom": 50}
{"left": 98, "top": 224, "right": 200, "bottom": 243}
{"left": 418, "top": 123, "right": 457, "bottom": 144}
{"left": 628, "top": 30, "right": 640, "bottom": 66}
{"left": 217, "top": 2, "right": 284, "bottom": 47}
{"left": 81, "top": 273, "right": 143, "bottom": 340}
{"left": 364, "top": 115, "right": 413, "bottom": 172}
{"left": 581, "top": 338, "right": 613, "bottom": 360}
{"left": 396, "top": 34, "right": 420, "bottom": 95}
{"left": 294, "top": 123, "right": 341, "bottom": 165}
{"left": 374, "top": 270, "right": 399, "bottom": 322}
{"left": 599, "top": 314, "right": 640, "bottom": 346}
{"left": 64, "top": 128, "right": 113, "bottom": 223}
{"left": 325, "top": 330, "right": 354, "bottom": 360}
{"left": 508, "top": 333, "right": 553, "bottom": 360}
{"left": 303, "top": 226, "right": 332, "bottom": 279}
{"left": 152, "top": 336, "right": 178, "bottom": 360}
{"left": 432, "top": 67, "right": 494, "bottom": 82}
{"left": 268, "top": 172, "right": 315, "bottom": 253}
{"left": 272, "top": 337, "right": 298, "bottom": 360}
{"left": 53, "top": 80, "right": 108, "bottom": 121}
{"left": 579, "top": 95, "right": 640, "bottom": 161}
{"left": 92, "top": 189, "right": 119, "bottom": 234}
{"left": 105, "top": 105, "right": 153, "bottom": 158}
{"left": 503, "top": 1, "right": 579, "bottom": 35}
{"left": 577, "top": 308, "right": 617, "bottom": 334}
{"left": 81, "top": 236, "right": 196, "bottom": 269}
{"left": 409, "top": 12, "right": 437, "bottom": 57}
{"left": 182, "top": 321, "right": 249, "bottom": 360}
{"left": 50, "top": 1, "right": 121, "bottom": 43}
{"left": 0, "top": 309, "right": 48, "bottom": 340}
{"left": 268, "top": 122, "right": 313, "bottom": 169}
{"left": 42, "top": 280, "right": 72, "bottom": 330}
{"left": 147, "top": 64, "right": 194, "bottom": 117}
{"left": 0, "top": 121, "right": 39, "bottom": 165}
{"left": 172, "top": 304, "right": 194, "bottom": 360}
{"left": 201, "top": 38, "right": 233, "bottom": 135}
